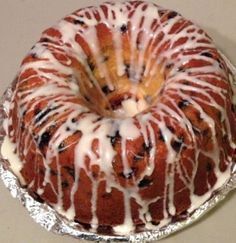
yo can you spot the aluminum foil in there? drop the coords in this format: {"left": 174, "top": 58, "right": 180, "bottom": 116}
{"left": 0, "top": 53, "right": 235, "bottom": 242}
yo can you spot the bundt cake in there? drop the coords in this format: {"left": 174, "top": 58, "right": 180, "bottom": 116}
{"left": 1, "top": 0, "right": 236, "bottom": 235}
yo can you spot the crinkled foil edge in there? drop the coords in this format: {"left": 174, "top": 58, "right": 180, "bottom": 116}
{"left": 0, "top": 52, "right": 235, "bottom": 242}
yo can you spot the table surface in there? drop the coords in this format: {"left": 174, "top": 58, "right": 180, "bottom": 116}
{"left": 0, "top": 1, "right": 236, "bottom": 243}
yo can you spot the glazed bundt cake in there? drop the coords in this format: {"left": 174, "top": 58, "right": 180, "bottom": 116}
{"left": 2, "top": 0, "right": 236, "bottom": 235}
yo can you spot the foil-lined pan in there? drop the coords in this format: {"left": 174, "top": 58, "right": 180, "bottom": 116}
{"left": 0, "top": 52, "right": 235, "bottom": 242}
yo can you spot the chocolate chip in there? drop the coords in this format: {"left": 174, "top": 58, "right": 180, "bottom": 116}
{"left": 159, "top": 131, "right": 165, "bottom": 142}
{"left": 102, "top": 193, "right": 111, "bottom": 199}
{"left": 34, "top": 108, "right": 41, "bottom": 116}
{"left": 107, "top": 130, "right": 121, "bottom": 146}
{"left": 125, "top": 63, "right": 130, "bottom": 78}
{"left": 167, "top": 125, "right": 175, "bottom": 133}
{"left": 74, "top": 19, "right": 85, "bottom": 25}
{"left": 202, "top": 128, "right": 210, "bottom": 136}
{"left": 71, "top": 118, "right": 77, "bottom": 123}
{"left": 177, "top": 66, "right": 186, "bottom": 72}
{"left": 88, "top": 60, "right": 95, "bottom": 71}
{"left": 102, "top": 85, "right": 112, "bottom": 95}
{"left": 201, "top": 52, "right": 213, "bottom": 58}
{"left": 223, "top": 134, "right": 228, "bottom": 141}
{"left": 193, "top": 126, "right": 200, "bottom": 135}
{"left": 92, "top": 170, "right": 99, "bottom": 179}
{"left": 31, "top": 53, "right": 37, "bottom": 59}
{"left": 140, "top": 65, "right": 146, "bottom": 81}
{"left": 168, "top": 11, "right": 178, "bottom": 19}
{"left": 35, "top": 107, "right": 57, "bottom": 124}
{"left": 62, "top": 180, "right": 69, "bottom": 188}
{"left": 143, "top": 142, "right": 153, "bottom": 152}
{"left": 32, "top": 192, "right": 44, "bottom": 204}
{"left": 166, "top": 63, "right": 174, "bottom": 69}
{"left": 134, "top": 143, "right": 152, "bottom": 161}
{"left": 136, "top": 39, "right": 141, "bottom": 49}
{"left": 38, "top": 131, "right": 51, "bottom": 149}
{"left": 39, "top": 169, "right": 44, "bottom": 176}
{"left": 95, "top": 117, "right": 103, "bottom": 122}
{"left": 138, "top": 177, "right": 153, "bottom": 188}
{"left": 41, "top": 38, "right": 50, "bottom": 43}
{"left": 158, "top": 10, "right": 166, "bottom": 17}
{"left": 178, "top": 99, "right": 190, "bottom": 109}
{"left": 206, "top": 162, "right": 213, "bottom": 172}
{"left": 84, "top": 96, "right": 90, "bottom": 102}
{"left": 171, "top": 138, "right": 183, "bottom": 153}
{"left": 58, "top": 142, "right": 65, "bottom": 153}
{"left": 217, "top": 110, "right": 222, "bottom": 120}
{"left": 217, "top": 58, "right": 224, "bottom": 69}
{"left": 120, "top": 24, "right": 128, "bottom": 33}
{"left": 183, "top": 80, "right": 190, "bottom": 85}
{"left": 22, "top": 110, "right": 27, "bottom": 116}
{"left": 151, "top": 220, "right": 160, "bottom": 226}
{"left": 50, "top": 170, "right": 57, "bottom": 176}
{"left": 103, "top": 56, "right": 109, "bottom": 62}
{"left": 231, "top": 104, "right": 235, "bottom": 113}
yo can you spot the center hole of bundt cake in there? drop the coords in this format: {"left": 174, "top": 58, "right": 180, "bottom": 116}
{"left": 74, "top": 67, "right": 164, "bottom": 118}
{"left": 77, "top": 76, "right": 163, "bottom": 118}
{"left": 93, "top": 67, "right": 164, "bottom": 118}
{"left": 73, "top": 43, "right": 164, "bottom": 118}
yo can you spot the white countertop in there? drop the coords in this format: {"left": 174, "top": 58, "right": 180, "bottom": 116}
{"left": 0, "top": 1, "right": 236, "bottom": 242}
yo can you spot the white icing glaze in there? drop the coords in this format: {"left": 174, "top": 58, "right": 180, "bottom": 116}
{"left": 3, "top": 0, "right": 236, "bottom": 235}
{"left": 113, "top": 98, "right": 148, "bottom": 118}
